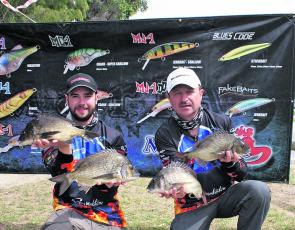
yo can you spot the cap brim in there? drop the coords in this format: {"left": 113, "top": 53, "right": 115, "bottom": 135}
{"left": 67, "top": 84, "right": 96, "bottom": 94}
{"left": 167, "top": 78, "right": 200, "bottom": 93}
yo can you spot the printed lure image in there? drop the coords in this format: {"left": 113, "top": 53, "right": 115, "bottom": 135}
{"left": 63, "top": 48, "right": 110, "bottom": 74}
{"left": 138, "top": 42, "right": 199, "bottom": 70}
{"left": 0, "top": 45, "right": 40, "bottom": 77}
{"left": 176, "top": 131, "right": 249, "bottom": 162}
{"left": 0, "top": 113, "right": 100, "bottom": 153}
{"left": 0, "top": 88, "right": 36, "bottom": 119}
{"left": 50, "top": 149, "right": 140, "bottom": 196}
{"left": 225, "top": 98, "right": 275, "bottom": 117}
{"left": 147, "top": 161, "right": 203, "bottom": 199}
{"left": 219, "top": 43, "right": 271, "bottom": 61}
{"left": 137, "top": 98, "right": 171, "bottom": 124}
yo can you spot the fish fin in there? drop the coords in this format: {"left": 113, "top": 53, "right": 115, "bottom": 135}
{"left": 39, "top": 131, "right": 61, "bottom": 140}
{"left": 79, "top": 185, "right": 92, "bottom": 194}
{"left": 83, "top": 130, "right": 99, "bottom": 140}
{"left": 11, "top": 45, "right": 23, "bottom": 50}
{"left": 49, "top": 173, "right": 72, "bottom": 196}
{"left": 92, "top": 173, "right": 116, "bottom": 180}
{"left": 188, "top": 192, "right": 204, "bottom": 200}
{"left": 171, "top": 182, "right": 192, "bottom": 187}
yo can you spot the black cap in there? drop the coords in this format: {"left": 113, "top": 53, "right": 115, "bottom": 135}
{"left": 66, "top": 73, "right": 97, "bottom": 94}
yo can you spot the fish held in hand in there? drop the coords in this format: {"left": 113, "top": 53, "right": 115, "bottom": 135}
{"left": 147, "top": 161, "right": 202, "bottom": 198}
{"left": 50, "top": 149, "right": 139, "bottom": 196}
{"left": 9, "top": 113, "right": 99, "bottom": 148}
{"left": 178, "top": 130, "right": 249, "bottom": 162}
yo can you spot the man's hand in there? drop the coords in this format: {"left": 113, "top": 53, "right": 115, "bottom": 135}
{"left": 96, "top": 180, "right": 126, "bottom": 188}
{"left": 32, "top": 139, "right": 72, "bottom": 155}
{"left": 159, "top": 186, "right": 186, "bottom": 199}
{"left": 218, "top": 150, "right": 239, "bottom": 163}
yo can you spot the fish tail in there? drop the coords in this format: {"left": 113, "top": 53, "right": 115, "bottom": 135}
{"left": 83, "top": 130, "right": 99, "bottom": 140}
{"left": 49, "top": 173, "right": 73, "bottom": 196}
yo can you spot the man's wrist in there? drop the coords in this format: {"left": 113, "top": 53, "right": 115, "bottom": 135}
{"left": 58, "top": 144, "right": 72, "bottom": 155}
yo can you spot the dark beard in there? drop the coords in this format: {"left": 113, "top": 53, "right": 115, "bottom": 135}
{"left": 70, "top": 107, "right": 95, "bottom": 122}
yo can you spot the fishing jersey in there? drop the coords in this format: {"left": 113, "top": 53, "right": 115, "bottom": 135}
{"left": 42, "top": 119, "right": 128, "bottom": 228}
{"left": 155, "top": 108, "right": 248, "bottom": 215}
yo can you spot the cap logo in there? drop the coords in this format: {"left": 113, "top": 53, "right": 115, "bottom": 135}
{"left": 71, "top": 77, "right": 90, "bottom": 84}
{"left": 170, "top": 74, "right": 189, "bottom": 81}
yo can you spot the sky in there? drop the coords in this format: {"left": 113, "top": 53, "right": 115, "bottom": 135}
{"left": 130, "top": 0, "right": 295, "bottom": 19}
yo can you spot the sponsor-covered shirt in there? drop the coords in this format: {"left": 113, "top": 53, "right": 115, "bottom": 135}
{"left": 155, "top": 108, "right": 248, "bottom": 215}
{"left": 42, "top": 118, "right": 128, "bottom": 228}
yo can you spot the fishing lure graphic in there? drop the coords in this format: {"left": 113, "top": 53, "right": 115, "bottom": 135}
{"left": 63, "top": 48, "right": 110, "bottom": 74}
{"left": 137, "top": 98, "right": 171, "bottom": 124}
{"left": 225, "top": 97, "right": 275, "bottom": 117}
{"left": 0, "top": 88, "right": 37, "bottom": 119}
{"left": 219, "top": 43, "right": 271, "bottom": 61}
{"left": 138, "top": 42, "right": 199, "bottom": 70}
{"left": 0, "top": 45, "right": 40, "bottom": 77}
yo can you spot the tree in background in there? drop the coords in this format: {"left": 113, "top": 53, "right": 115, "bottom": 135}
{"left": 87, "top": 0, "right": 147, "bottom": 21}
{"left": 0, "top": 0, "right": 147, "bottom": 23}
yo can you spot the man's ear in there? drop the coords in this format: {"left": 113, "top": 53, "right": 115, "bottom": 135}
{"left": 95, "top": 90, "right": 99, "bottom": 103}
{"left": 200, "top": 88, "right": 205, "bottom": 96}
{"left": 65, "top": 94, "right": 69, "bottom": 106}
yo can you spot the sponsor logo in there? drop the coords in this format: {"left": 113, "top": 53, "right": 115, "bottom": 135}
{"left": 235, "top": 125, "right": 272, "bottom": 166}
{"left": 205, "top": 186, "right": 227, "bottom": 197}
{"left": 71, "top": 77, "right": 90, "bottom": 84}
{"left": 48, "top": 35, "right": 73, "bottom": 47}
{"left": 72, "top": 198, "right": 103, "bottom": 207}
{"left": 131, "top": 33, "right": 155, "bottom": 44}
{"left": 218, "top": 84, "right": 258, "bottom": 95}
{"left": 0, "top": 124, "right": 13, "bottom": 136}
{"left": 212, "top": 32, "right": 255, "bottom": 40}
{"left": 142, "top": 135, "right": 158, "bottom": 155}
{"left": 136, "top": 81, "right": 166, "bottom": 94}
{"left": 0, "top": 82, "right": 11, "bottom": 94}
{"left": 254, "top": 113, "right": 268, "bottom": 117}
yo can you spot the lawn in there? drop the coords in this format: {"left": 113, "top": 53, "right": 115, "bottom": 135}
{"left": 0, "top": 164, "right": 294, "bottom": 230}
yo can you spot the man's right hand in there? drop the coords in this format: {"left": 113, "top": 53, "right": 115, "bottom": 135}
{"left": 32, "top": 139, "right": 72, "bottom": 155}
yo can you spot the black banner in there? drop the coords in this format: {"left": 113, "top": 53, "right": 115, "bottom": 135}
{"left": 0, "top": 14, "right": 294, "bottom": 182}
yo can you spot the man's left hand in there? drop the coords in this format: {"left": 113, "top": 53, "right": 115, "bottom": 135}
{"left": 218, "top": 150, "right": 239, "bottom": 163}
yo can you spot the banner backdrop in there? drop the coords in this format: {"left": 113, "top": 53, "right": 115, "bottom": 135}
{"left": 0, "top": 15, "right": 294, "bottom": 182}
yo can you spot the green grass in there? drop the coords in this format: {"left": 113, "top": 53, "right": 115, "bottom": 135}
{"left": 0, "top": 167, "right": 294, "bottom": 230}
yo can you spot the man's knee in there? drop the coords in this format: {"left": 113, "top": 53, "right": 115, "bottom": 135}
{"left": 240, "top": 180, "right": 271, "bottom": 205}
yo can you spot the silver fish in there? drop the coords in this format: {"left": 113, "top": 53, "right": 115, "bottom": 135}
{"left": 178, "top": 130, "right": 249, "bottom": 162}
{"left": 50, "top": 149, "right": 140, "bottom": 195}
{"left": 147, "top": 161, "right": 202, "bottom": 198}
{"left": 8, "top": 113, "right": 99, "bottom": 148}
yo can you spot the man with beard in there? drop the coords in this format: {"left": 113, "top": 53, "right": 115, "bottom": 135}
{"left": 155, "top": 68, "right": 271, "bottom": 230}
{"left": 34, "top": 73, "right": 128, "bottom": 230}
